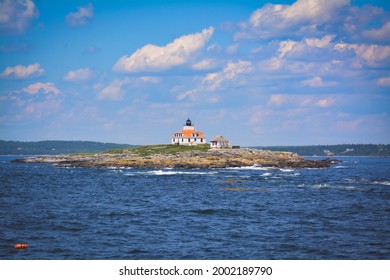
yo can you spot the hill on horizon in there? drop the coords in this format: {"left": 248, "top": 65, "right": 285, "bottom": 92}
{"left": 253, "top": 144, "right": 390, "bottom": 157}
{"left": 0, "top": 140, "right": 135, "bottom": 155}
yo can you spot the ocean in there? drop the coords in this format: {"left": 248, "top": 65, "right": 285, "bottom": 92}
{"left": 1, "top": 156, "right": 389, "bottom": 260}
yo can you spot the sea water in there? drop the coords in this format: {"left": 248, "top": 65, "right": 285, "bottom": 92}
{"left": 1, "top": 156, "right": 389, "bottom": 259}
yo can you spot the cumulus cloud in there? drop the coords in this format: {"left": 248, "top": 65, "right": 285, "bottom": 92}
{"left": 236, "top": 0, "right": 349, "bottom": 40}
{"left": 18, "top": 82, "right": 61, "bottom": 95}
{"left": 334, "top": 43, "right": 390, "bottom": 67}
{"left": 0, "top": 0, "right": 38, "bottom": 35}
{"left": 63, "top": 68, "right": 92, "bottom": 82}
{"left": 66, "top": 3, "right": 93, "bottom": 27}
{"left": 113, "top": 27, "right": 214, "bottom": 73}
{"left": 305, "top": 35, "right": 336, "bottom": 48}
{"left": 1, "top": 63, "right": 44, "bottom": 79}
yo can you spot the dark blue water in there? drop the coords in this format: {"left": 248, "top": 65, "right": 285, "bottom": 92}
{"left": 1, "top": 156, "right": 389, "bottom": 259}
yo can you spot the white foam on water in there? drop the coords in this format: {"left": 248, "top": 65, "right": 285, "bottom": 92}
{"left": 312, "top": 183, "right": 331, "bottom": 189}
{"left": 111, "top": 169, "right": 123, "bottom": 173}
{"left": 280, "top": 168, "right": 294, "bottom": 172}
{"left": 372, "top": 181, "right": 390, "bottom": 186}
{"left": 261, "top": 172, "right": 272, "bottom": 177}
{"left": 127, "top": 170, "right": 219, "bottom": 176}
{"left": 226, "top": 165, "right": 272, "bottom": 171}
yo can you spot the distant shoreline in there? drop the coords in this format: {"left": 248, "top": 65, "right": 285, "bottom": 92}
{"left": 1, "top": 140, "right": 389, "bottom": 157}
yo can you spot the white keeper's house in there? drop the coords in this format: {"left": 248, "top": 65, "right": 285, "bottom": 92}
{"left": 171, "top": 118, "right": 206, "bottom": 145}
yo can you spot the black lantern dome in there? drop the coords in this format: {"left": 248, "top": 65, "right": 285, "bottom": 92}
{"left": 185, "top": 118, "right": 192, "bottom": 126}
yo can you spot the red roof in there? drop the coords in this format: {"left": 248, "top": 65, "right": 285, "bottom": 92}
{"left": 173, "top": 128, "right": 206, "bottom": 138}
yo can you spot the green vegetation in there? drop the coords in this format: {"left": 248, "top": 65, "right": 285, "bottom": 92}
{"left": 2, "top": 140, "right": 388, "bottom": 157}
{"left": 0, "top": 140, "right": 134, "bottom": 155}
{"left": 105, "top": 144, "right": 211, "bottom": 157}
{"left": 254, "top": 144, "right": 390, "bottom": 157}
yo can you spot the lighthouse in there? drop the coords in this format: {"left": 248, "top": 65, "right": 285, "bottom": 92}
{"left": 171, "top": 118, "right": 206, "bottom": 145}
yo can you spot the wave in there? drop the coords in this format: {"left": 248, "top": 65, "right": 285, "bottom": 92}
{"left": 226, "top": 165, "right": 272, "bottom": 170}
{"left": 280, "top": 168, "right": 294, "bottom": 172}
{"left": 307, "top": 183, "right": 372, "bottom": 191}
{"left": 124, "top": 170, "right": 219, "bottom": 176}
{"left": 280, "top": 172, "right": 301, "bottom": 177}
{"left": 371, "top": 181, "right": 390, "bottom": 186}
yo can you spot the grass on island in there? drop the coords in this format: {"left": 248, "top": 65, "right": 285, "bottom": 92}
{"left": 104, "top": 144, "right": 211, "bottom": 157}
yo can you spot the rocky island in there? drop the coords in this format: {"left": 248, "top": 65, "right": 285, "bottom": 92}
{"left": 14, "top": 144, "right": 337, "bottom": 169}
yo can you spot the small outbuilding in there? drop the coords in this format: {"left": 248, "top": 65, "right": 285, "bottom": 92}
{"left": 210, "top": 135, "right": 231, "bottom": 149}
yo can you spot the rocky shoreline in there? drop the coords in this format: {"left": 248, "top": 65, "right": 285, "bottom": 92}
{"left": 13, "top": 147, "right": 338, "bottom": 169}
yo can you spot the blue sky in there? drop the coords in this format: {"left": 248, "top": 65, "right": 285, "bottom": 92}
{"left": 0, "top": 0, "right": 389, "bottom": 146}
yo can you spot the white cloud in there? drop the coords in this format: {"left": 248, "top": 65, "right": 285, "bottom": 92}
{"left": 267, "top": 94, "right": 337, "bottom": 109}
{"left": 315, "top": 97, "right": 336, "bottom": 108}
{"left": 113, "top": 27, "right": 214, "bottom": 73}
{"left": 63, "top": 68, "right": 92, "bottom": 82}
{"left": 203, "top": 60, "right": 252, "bottom": 91}
{"left": 139, "top": 76, "right": 160, "bottom": 83}
{"left": 334, "top": 43, "right": 390, "bottom": 67}
{"left": 178, "top": 60, "right": 252, "bottom": 100}
{"left": 23, "top": 97, "right": 61, "bottom": 119}
{"left": 18, "top": 82, "right": 61, "bottom": 95}
{"left": 302, "top": 76, "right": 337, "bottom": 87}
{"left": 278, "top": 40, "right": 298, "bottom": 58}
{"left": 305, "top": 34, "right": 336, "bottom": 48}
{"left": 377, "top": 77, "right": 390, "bottom": 86}
{"left": 268, "top": 95, "right": 285, "bottom": 106}
{"left": 192, "top": 58, "right": 217, "bottom": 70}
{"left": 236, "top": 0, "right": 349, "bottom": 40}
{"left": 362, "top": 21, "right": 390, "bottom": 44}
{"left": 0, "top": 0, "right": 38, "bottom": 35}
{"left": 66, "top": 3, "right": 93, "bottom": 27}
{"left": 277, "top": 35, "right": 336, "bottom": 60}
{"left": 226, "top": 43, "right": 239, "bottom": 54}
{"left": 1, "top": 63, "right": 44, "bottom": 79}
{"left": 97, "top": 79, "right": 129, "bottom": 100}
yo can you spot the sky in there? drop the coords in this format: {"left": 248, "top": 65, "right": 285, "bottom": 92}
{"left": 0, "top": 0, "right": 389, "bottom": 146}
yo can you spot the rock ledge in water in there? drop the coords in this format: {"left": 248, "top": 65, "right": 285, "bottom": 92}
{"left": 13, "top": 146, "right": 338, "bottom": 169}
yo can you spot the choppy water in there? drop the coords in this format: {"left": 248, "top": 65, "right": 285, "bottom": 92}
{"left": 1, "top": 156, "right": 389, "bottom": 259}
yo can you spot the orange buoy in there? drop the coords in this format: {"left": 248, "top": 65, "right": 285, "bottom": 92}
{"left": 14, "top": 243, "right": 28, "bottom": 249}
